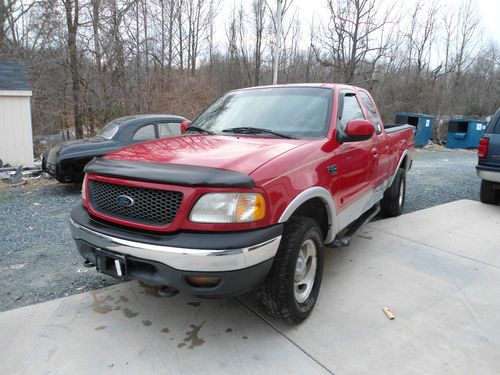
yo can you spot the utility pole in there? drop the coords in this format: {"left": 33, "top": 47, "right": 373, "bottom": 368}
{"left": 272, "top": 0, "right": 282, "bottom": 85}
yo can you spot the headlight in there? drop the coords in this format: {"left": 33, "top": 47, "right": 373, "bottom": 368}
{"left": 81, "top": 175, "right": 88, "bottom": 200}
{"left": 190, "top": 193, "right": 266, "bottom": 223}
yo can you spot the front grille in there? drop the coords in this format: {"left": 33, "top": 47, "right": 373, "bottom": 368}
{"left": 88, "top": 180, "right": 183, "bottom": 226}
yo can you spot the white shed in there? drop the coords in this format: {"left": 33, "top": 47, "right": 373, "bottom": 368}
{"left": 0, "top": 61, "right": 33, "bottom": 167}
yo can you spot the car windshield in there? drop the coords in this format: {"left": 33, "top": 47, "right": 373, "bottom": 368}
{"left": 191, "top": 87, "right": 333, "bottom": 139}
{"left": 96, "top": 121, "right": 119, "bottom": 139}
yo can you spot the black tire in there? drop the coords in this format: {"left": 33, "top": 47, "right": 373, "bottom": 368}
{"left": 381, "top": 168, "right": 406, "bottom": 217}
{"left": 258, "top": 216, "right": 324, "bottom": 324}
{"left": 480, "top": 180, "right": 498, "bottom": 204}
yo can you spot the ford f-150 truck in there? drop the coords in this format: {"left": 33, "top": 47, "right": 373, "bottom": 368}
{"left": 70, "top": 84, "right": 414, "bottom": 323}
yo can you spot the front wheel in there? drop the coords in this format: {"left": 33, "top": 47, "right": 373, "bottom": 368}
{"left": 258, "top": 216, "right": 324, "bottom": 324}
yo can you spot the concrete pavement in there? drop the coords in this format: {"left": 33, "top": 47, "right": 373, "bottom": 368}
{"left": 1, "top": 200, "right": 499, "bottom": 374}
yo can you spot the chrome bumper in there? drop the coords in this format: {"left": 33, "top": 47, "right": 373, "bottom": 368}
{"left": 477, "top": 169, "right": 500, "bottom": 183}
{"left": 70, "top": 218, "right": 281, "bottom": 272}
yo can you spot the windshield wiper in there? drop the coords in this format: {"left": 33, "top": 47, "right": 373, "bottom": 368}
{"left": 222, "top": 127, "right": 295, "bottom": 139}
{"left": 185, "top": 126, "right": 215, "bottom": 135}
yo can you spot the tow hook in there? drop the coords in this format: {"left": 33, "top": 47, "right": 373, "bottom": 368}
{"left": 158, "top": 286, "right": 179, "bottom": 297}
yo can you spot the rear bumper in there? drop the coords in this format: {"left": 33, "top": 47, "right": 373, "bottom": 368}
{"left": 70, "top": 205, "right": 282, "bottom": 297}
{"left": 476, "top": 165, "right": 500, "bottom": 183}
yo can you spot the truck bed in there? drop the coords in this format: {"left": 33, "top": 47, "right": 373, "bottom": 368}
{"left": 384, "top": 124, "right": 415, "bottom": 133}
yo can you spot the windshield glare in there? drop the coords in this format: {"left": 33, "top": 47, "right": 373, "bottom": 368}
{"left": 96, "top": 122, "right": 119, "bottom": 139}
{"left": 192, "top": 87, "right": 332, "bottom": 139}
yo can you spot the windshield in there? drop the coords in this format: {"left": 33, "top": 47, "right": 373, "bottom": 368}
{"left": 191, "top": 87, "right": 333, "bottom": 139}
{"left": 96, "top": 121, "right": 119, "bottom": 139}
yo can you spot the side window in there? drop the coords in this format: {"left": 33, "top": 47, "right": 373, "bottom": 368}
{"left": 339, "top": 93, "right": 365, "bottom": 132}
{"left": 359, "top": 91, "right": 382, "bottom": 133}
{"left": 132, "top": 124, "right": 155, "bottom": 141}
{"left": 158, "top": 122, "right": 181, "bottom": 138}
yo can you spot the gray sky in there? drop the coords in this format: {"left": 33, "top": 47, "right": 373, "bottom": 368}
{"left": 297, "top": 0, "right": 500, "bottom": 43}
{"left": 217, "top": 0, "right": 500, "bottom": 45}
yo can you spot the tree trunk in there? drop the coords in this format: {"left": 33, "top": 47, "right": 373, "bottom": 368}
{"left": 167, "top": 0, "right": 174, "bottom": 73}
{"left": 63, "top": 0, "right": 83, "bottom": 139}
{"left": 0, "top": 0, "right": 7, "bottom": 51}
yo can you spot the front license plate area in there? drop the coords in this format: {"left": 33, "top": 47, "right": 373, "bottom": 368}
{"left": 95, "top": 248, "right": 128, "bottom": 279}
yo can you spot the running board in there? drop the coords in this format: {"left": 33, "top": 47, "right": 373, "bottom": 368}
{"left": 330, "top": 204, "right": 380, "bottom": 248}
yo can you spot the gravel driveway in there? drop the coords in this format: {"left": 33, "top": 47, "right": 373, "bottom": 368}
{"left": 403, "top": 146, "right": 480, "bottom": 213}
{"left": 0, "top": 147, "right": 483, "bottom": 312}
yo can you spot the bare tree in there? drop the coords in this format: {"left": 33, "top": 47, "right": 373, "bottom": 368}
{"left": 453, "top": 0, "right": 480, "bottom": 83}
{"left": 315, "top": 0, "right": 389, "bottom": 83}
{"left": 0, "top": 1, "right": 8, "bottom": 49}
{"left": 252, "top": 0, "right": 266, "bottom": 85}
{"left": 63, "top": 0, "right": 83, "bottom": 138}
{"left": 409, "top": 1, "right": 439, "bottom": 76}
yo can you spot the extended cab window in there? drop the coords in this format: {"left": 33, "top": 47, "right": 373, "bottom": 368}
{"left": 338, "top": 93, "right": 365, "bottom": 132}
{"left": 191, "top": 87, "right": 333, "bottom": 139}
{"left": 158, "top": 122, "right": 181, "bottom": 138}
{"left": 358, "top": 91, "right": 382, "bottom": 133}
{"left": 133, "top": 124, "right": 155, "bottom": 141}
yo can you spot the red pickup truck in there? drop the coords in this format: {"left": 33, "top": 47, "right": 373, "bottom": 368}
{"left": 70, "top": 84, "right": 414, "bottom": 323}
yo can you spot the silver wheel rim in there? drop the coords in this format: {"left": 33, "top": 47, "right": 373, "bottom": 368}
{"left": 294, "top": 239, "right": 317, "bottom": 304}
{"left": 398, "top": 178, "right": 405, "bottom": 207}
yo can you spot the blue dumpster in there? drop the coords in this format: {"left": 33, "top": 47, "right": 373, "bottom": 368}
{"left": 395, "top": 112, "right": 434, "bottom": 147}
{"left": 446, "top": 118, "right": 488, "bottom": 149}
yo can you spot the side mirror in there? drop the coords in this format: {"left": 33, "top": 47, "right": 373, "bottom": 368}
{"left": 180, "top": 119, "right": 191, "bottom": 133}
{"left": 343, "top": 119, "right": 376, "bottom": 142}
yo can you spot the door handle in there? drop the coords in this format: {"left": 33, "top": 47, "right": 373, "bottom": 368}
{"left": 371, "top": 148, "right": 378, "bottom": 158}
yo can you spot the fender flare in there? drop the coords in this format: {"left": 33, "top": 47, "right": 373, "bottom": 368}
{"left": 386, "top": 150, "right": 411, "bottom": 188}
{"left": 278, "top": 186, "right": 338, "bottom": 243}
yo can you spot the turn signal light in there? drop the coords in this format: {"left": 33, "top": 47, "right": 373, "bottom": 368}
{"left": 186, "top": 276, "right": 221, "bottom": 288}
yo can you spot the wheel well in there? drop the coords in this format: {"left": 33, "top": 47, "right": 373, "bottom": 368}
{"left": 400, "top": 155, "right": 408, "bottom": 170}
{"left": 289, "top": 198, "right": 329, "bottom": 240}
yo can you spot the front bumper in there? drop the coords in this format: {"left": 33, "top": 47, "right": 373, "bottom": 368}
{"left": 476, "top": 165, "right": 500, "bottom": 183}
{"left": 70, "top": 205, "right": 283, "bottom": 296}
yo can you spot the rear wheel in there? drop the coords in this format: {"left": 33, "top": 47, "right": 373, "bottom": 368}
{"left": 480, "top": 180, "right": 499, "bottom": 204}
{"left": 258, "top": 216, "right": 324, "bottom": 324}
{"left": 381, "top": 168, "right": 406, "bottom": 217}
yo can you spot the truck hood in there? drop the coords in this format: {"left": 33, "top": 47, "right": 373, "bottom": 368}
{"left": 105, "top": 135, "right": 310, "bottom": 176}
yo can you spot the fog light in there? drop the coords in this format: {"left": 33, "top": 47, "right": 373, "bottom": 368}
{"left": 185, "top": 276, "right": 221, "bottom": 288}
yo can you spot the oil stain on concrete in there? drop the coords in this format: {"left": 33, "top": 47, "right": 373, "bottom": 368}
{"left": 122, "top": 308, "right": 139, "bottom": 318}
{"left": 138, "top": 282, "right": 160, "bottom": 298}
{"left": 91, "top": 293, "right": 114, "bottom": 314}
{"left": 95, "top": 325, "right": 107, "bottom": 331}
{"left": 118, "top": 296, "right": 129, "bottom": 303}
{"left": 142, "top": 320, "right": 152, "bottom": 326}
{"left": 186, "top": 301, "right": 201, "bottom": 307}
{"left": 178, "top": 321, "right": 206, "bottom": 350}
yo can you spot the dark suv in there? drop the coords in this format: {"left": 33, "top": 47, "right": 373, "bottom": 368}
{"left": 477, "top": 108, "right": 500, "bottom": 204}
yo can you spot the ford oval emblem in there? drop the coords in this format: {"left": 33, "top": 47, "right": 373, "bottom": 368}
{"left": 116, "top": 195, "right": 134, "bottom": 207}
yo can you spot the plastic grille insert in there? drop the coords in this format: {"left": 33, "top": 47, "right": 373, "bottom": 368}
{"left": 88, "top": 180, "right": 183, "bottom": 226}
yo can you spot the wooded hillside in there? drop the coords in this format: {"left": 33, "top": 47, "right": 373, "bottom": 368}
{"left": 1, "top": 0, "right": 498, "bottom": 138}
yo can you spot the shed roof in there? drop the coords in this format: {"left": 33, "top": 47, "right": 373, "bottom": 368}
{"left": 0, "top": 60, "right": 32, "bottom": 91}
